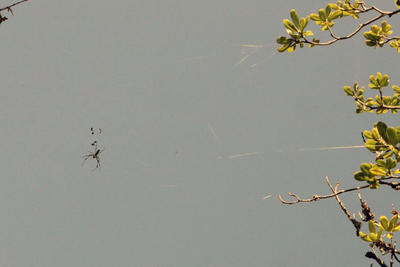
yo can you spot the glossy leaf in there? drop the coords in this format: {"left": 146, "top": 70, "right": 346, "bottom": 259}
{"left": 389, "top": 214, "right": 398, "bottom": 231}
{"left": 290, "top": 9, "right": 300, "bottom": 29}
{"left": 354, "top": 171, "right": 366, "bottom": 181}
{"left": 386, "top": 127, "right": 398, "bottom": 146}
{"left": 377, "top": 122, "right": 388, "bottom": 143}
{"left": 380, "top": 216, "right": 389, "bottom": 231}
{"left": 369, "top": 166, "right": 386, "bottom": 176}
{"left": 344, "top": 86, "right": 354, "bottom": 96}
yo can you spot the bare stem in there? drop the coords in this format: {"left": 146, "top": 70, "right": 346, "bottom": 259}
{"left": 0, "top": 0, "right": 30, "bottom": 12}
{"left": 278, "top": 176, "right": 400, "bottom": 205}
{"left": 325, "top": 176, "right": 362, "bottom": 235}
{"left": 278, "top": 177, "right": 369, "bottom": 204}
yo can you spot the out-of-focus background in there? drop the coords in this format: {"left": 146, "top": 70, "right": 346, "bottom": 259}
{"left": 0, "top": 0, "right": 399, "bottom": 266}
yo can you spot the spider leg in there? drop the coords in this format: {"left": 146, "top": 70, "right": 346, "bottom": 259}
{"left": 91, "top": 157, "right": 101, "bottom": 171}
{"left": 83, "top": 146, "right": 104, "bottom": 170}
{"left": 81, "top": 154, "right": 92, "bottom": 166}
{"left": 96, "top": 157, "right": 101, "bottom": 169}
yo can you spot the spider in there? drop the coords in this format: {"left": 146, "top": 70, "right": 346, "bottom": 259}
{"left": 82, "top": 141, "right": 104, "bottom": 170}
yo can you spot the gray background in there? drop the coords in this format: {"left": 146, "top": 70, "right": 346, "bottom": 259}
{"left": 0, "top": 0, "right": 399, "bottom": 266}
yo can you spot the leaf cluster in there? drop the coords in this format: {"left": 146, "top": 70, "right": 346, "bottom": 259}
{"left": 364, "top": 21, "right": 392, "bottom": 47}
{"left": 344, "top": 72, "right": 400, "bottom": 114}
{"left": 276, "top": 1, "right": 400, "bottom": 53}
{"left": 353, "top": 121, "right": 400, "bottom": 188}
{"left": 276, "top": 9, "right": 313, "bottom": 52}
{"left": 360, "top": 215, "right": 400, "bottom": 243}
{"left": 278, "top": 1, "right": 400, "bottom": 266}
{"left": 310, "top": 5, "right": 342, "bottom": 31}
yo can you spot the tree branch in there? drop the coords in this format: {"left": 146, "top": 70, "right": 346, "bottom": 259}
{"left": 278, "top": 176, "right": 369, "bottom": 204}
{"left": 325, "top": 176, "right": 362, "bottom": 235}
{"left": 303, "top": 5, "right": 399, "bottom": 47}
{"left": 0, "top": 0, "right": 30, "bottom": 12}
{"left": 279, "top": 175, "right": 400, "bottom": 205}
{"left": 366, "top": 250, "right": 388, "bottom": 267}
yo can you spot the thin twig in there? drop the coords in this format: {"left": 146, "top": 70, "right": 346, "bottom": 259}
{"left": 0, "top": 0, "right": 30, "bottom": 12}
{"left": 325, "top": 176, "right": 362, "bottom": 235}
{"left": 278, "top": 175, "right": 400, "bottom": 205}
{"left": 355, "top": 98, "right": 400, "bottom": 111}
{"left": 303, "top": 5, "right": 400, "bottom": 47}
{"left": 278, "top": 180, "right": 369, "bottom": 204}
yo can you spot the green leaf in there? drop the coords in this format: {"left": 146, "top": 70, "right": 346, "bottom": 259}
{"left": 376, "top": 159, "right": 386, "bottom": 167}
{"left": 360, "top": 232, "right": 372, "bottom": 242}
{"left": 386, "top": 158, "right": 396, "bottom": 169}
{"left": 369, "top": 179, "right": 380, "bottom": 189}
{"left": 283, "top": 19, "right": 297, "bottom": 32}
{"left": 276, "top": 36, "right": 288, "bottom": 44}
{"left": 354, "top": 171, "right": 366, "bottom": 181}
{"left": 377, "top": 122, "right": 388, "bottom": 143}
{"left": 369, "top": 233, "right": 378, "bottom": 242}
{"left": 343, "top": 86, "right": 354, "bottom": 96}
{"left": 325, "top": 5, "right": 331, "bottom": 17}
{"left": 381, "top": 74, "right": 389, "bottom": 87}
{"left": 303, "top": 30, "right": 313, "bottom": 36}
{"left": 372, "top": 128, "right": 380, "bottom": 140}
{"left": 377, "top": 227, "right": 384, "bottom": 239}
{"left": 380, "top": 216, "right": 390, "bottom": 231}
{"left": 290, "top": 9, "right": 300, "bottom": 29}
{"left": 364, "top": 32, "right": 376, "bottom": 40}
{"left": 390, "top": 41, "right": 399, "bottom": 48}
{"left": 329, "top": 10, "right": 342, "bottom": 20}
{"left": 393, "top": 85, "right": 400, "bottom": 93}
{"left": 318, "top": 9, "right": 326, "bottom": 21}
{"left": 386, "top": 127, "right": 398, "bottom": 146}
{"left": 363, "top": 130, "right": 373, "bottom": 139}
{"left": 371, "top": 25, "right": 379, "bottom": 34}
{"left": 369, "top": 220, "right": 376, "bottom": 234}
{"left": 360, "top": 163, "right": 372, "bottom": 175}
{"left": 365, "top": 139, "right": 379, "bottom": 151}
{"left": 299, "top": 17, "right": 307, "bottom": 31}
{"left": 390, "top": 214, "right": 398, "bottom": 231}
{"left": 370, "top": 75, "right": 377, "bottom": 83}
{"left": 309, "top": 13, "right": 320, "bottom": 21}
{"left": 369, "top": 166, "right": 386, "bottom": 176}
{"left": 287, "top": 45, "right": 296, "bottom": 52}
{"left": 328, "top": 3, "right": 339, "bottom": 10}
{"left": 278, "top": 43, "right": 291, "bottom": 52}
{"left": 366, "top": 40, "right": 377, "bottom": 47}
